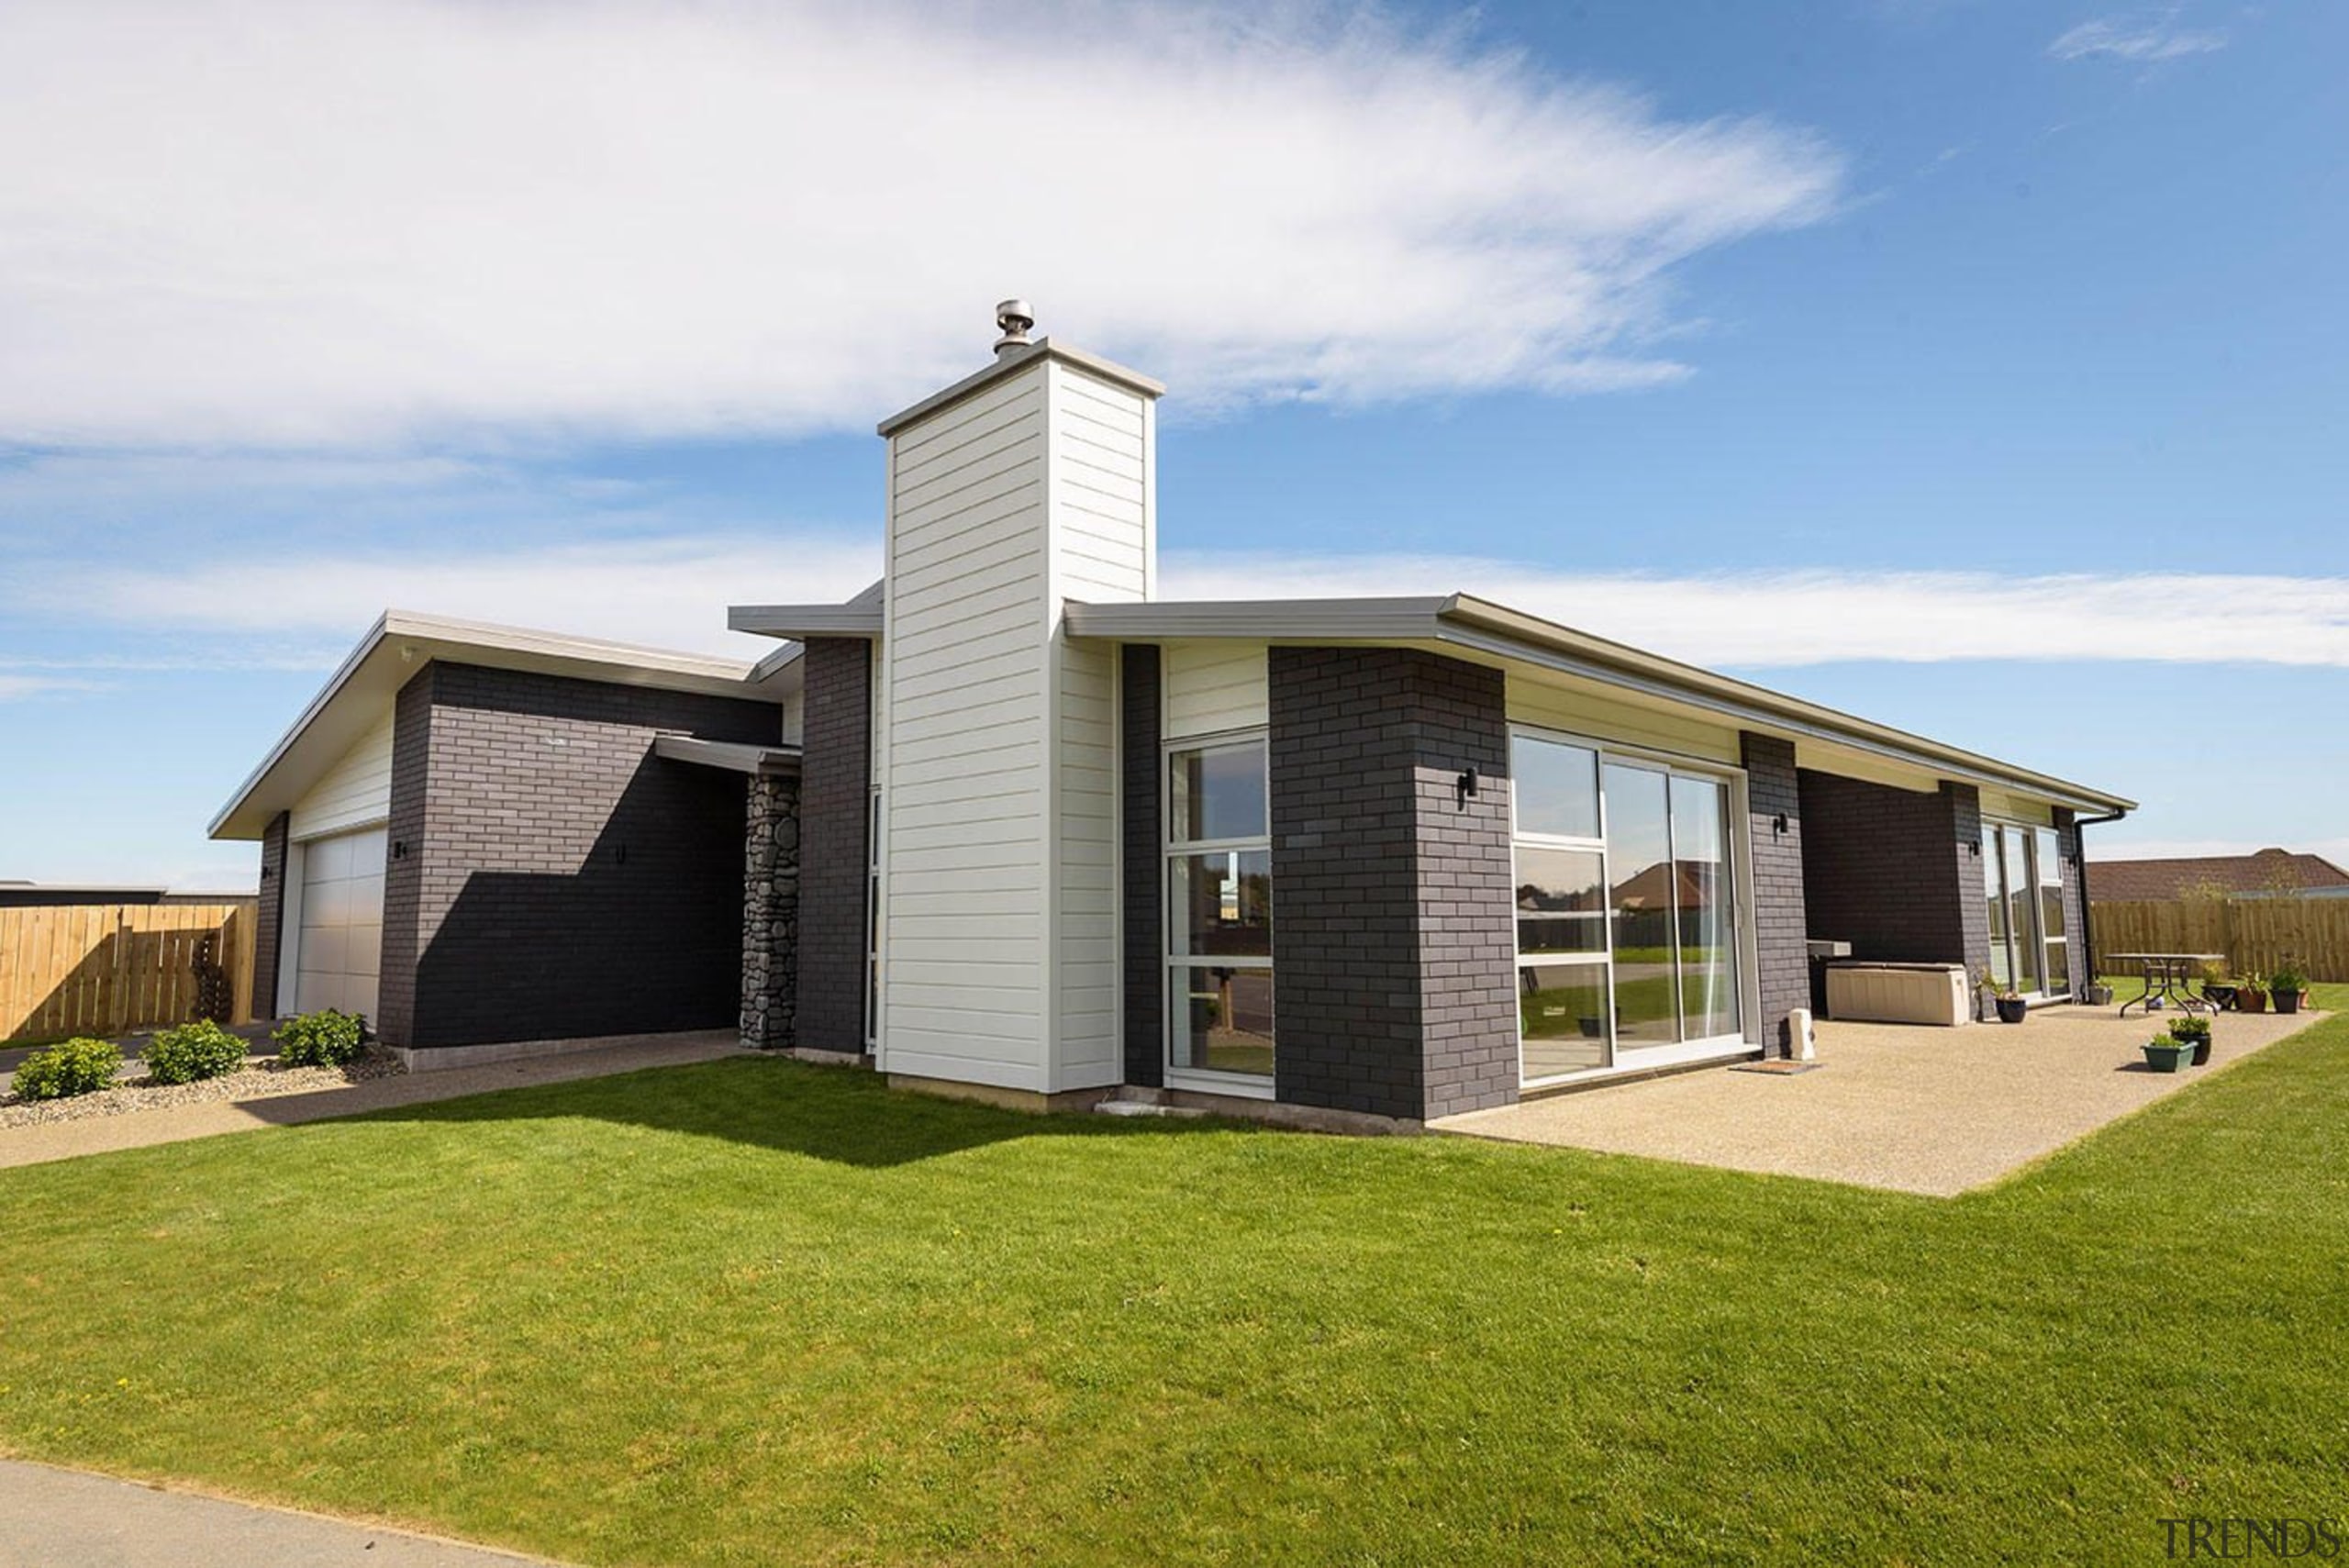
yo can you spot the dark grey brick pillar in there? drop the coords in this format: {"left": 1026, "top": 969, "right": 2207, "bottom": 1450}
{"left": 376, "top": 668, "right": 433, "bottom": 1047}
{"left": 797, "top": 639, "right": 873, "bottom": 1055}
{"left": 741, "top": 774, "right": 801, "bottom": 1049}
{"left": 1946, "top": 782, "right": 1992, "bottom": 989}
{"left": 2054, "top": 807, "right": 2090, "bottom": 989}
{"left": 1740, "top": 734, "right": 1808, "bottom": 1054}
{"left": 1120, "top": 644, "right": 1164, "bottom": 1088}
{"left": 252, "top": 811, "right": 290, "bottom": 1020}
{"left": 1269, "top": 647, "right": 1515, "bottom": 1122}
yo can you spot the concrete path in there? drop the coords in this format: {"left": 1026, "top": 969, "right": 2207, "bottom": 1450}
{"left": 1435, "top": 1006, "right": 2327, "bottom": 1196}
{"left": 0, "top": 1458, "right": 568, "bottom": 1567}
{"left": 0, "top": 1031, "right": 742, "bottom": 1171}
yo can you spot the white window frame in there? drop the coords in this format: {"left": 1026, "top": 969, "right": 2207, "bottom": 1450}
{"left": 1162, "top": 728, "right": 1275, "bottom": 1098}
{"left": 1508, "top": 724, "right": 1760, "bottom": 1088}
{"left": 1982, "top": 817, "right": 2072, "bottom": 1002}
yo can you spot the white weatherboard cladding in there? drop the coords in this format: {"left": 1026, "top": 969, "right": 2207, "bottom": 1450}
{"left": 1163, "top": 641, "right": 1268, "bottom": 739}
{"left": 288, "top": 706, "right": 394, "bottom": 840}
{"left": 878, "top": 355, "right": 1154, "bottom": 1094}
{"left": 1507, "top": 674, "right": 1742, "bottom": 766}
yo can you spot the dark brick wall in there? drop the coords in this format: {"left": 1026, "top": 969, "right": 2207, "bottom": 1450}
{"left": 1947, "top": 783, "right": 1992, "bottom": 985}
{"left": 1741, "top": 734, "right": 1809, "bottom": 1052}
{"left": 2054, "top": 807, "right": 2089, "bottom": 989}
{"left": 376, "top": 670, "right": 434, "bottom": 1045}
{"left": 252, "top": 812, "right": 290, "bottom": 1018}
{"left": 1268, "top": 646, "right": 1515, "bottom": 1122}
{"left": 1120, "top": 644, "right": 1164, "bottom": 1088}
{"left": 796, "top": 638, "right": 873, "bottom": 1054}
{"left": 380, "top": 662, "right": 776, "bottom": 1050}
{"left": 1798, "top": 769, "right": 1979, "bottom": 966}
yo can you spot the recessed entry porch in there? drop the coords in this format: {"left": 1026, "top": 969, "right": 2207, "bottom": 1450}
{"left": 1432, "top": 1006, "right": 2329, "bottom": 1196}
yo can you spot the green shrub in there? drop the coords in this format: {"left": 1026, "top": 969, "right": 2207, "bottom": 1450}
{"left": 11, "top": 1037, "right": 124, "bottom": 1101}
{"left": 2170, "top": 1016, "right": 2212, "bottom": 1044}
{"left": 143, "top": 1019, "right": 249, "bottom": 1084}
{"left": 273, "top": 1009, "right": 369, "bottom": 1068}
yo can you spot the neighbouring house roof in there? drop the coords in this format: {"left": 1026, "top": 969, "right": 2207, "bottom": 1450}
{"left": 1058, "top": 594, "right": 2136, "bottom": 816}
{"left": 208, "top": 611, "right": 801, "bottom": 841}
{"left": 2088, "top": 849, "right": 2349, "bottom": 902}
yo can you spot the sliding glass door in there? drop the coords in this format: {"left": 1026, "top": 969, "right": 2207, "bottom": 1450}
{"left": 1982, "top": 823, "right": 2072, "bottom": 1000}
{"left": 1513, "top": 732, "right": 1747, "bottom": 1084}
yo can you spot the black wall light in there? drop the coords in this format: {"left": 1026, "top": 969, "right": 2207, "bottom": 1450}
{"left": 1455, "top": 766, "right": 1479, "bottom": 805}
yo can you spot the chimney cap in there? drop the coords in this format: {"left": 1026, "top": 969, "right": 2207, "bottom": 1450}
{"left": 994, "top": 298, "right": 1035, "bottom": 356}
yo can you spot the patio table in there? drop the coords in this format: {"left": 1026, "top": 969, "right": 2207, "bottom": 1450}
{"left": 2109, "top": 951, "right": 2225, "bottom": 1018}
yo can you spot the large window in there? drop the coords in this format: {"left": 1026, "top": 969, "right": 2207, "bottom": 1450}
{"left": 1166, "top": 738, "right": 1274, "bottom": 1083}
{"left": 1983, "top": 822, "right": 2070, "bottom": 999}
{"left": 1512, "top": 731, "right": 1746, "bottom": 1084}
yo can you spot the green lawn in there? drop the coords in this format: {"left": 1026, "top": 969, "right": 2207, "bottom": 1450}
{"left": 6, "top": 1022, "right": 2349, "bottom": 1566}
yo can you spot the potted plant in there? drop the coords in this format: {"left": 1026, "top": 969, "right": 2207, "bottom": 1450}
{"left": 2237, "top": 971, "right": 2270, "bottom": 1014}
{"left": 1987, "top": 973, "right": 2029, "bottom": 1025}
{"left": 2269, "top": 960, "right": 2310, "bottom": 1015}
{"left": 2142, "top": 1032, "right": 2194, "bottom": 1073}
{"left": 2169, "top": 1015, "right": 2212, "bottom": 1067}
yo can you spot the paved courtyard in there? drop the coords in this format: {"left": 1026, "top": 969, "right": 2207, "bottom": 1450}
{"left": 1434, "top": 1005, "right": 2327, "bottom": 1196}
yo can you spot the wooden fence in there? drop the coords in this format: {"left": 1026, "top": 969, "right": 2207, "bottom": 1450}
{"left": 1, "top": 900, "right": 257, "bottom": 1042}
{"left": 2089, "top": 897, "right": 2349, "bottom": 984}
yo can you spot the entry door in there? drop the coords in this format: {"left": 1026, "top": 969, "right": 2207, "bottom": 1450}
{"left": 294, "top": 827, "right": 387, "bottom": 1018}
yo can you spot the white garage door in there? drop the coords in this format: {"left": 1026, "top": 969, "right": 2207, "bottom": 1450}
{"left": 294, "top": 827, "right": 386, "bottom": 1019}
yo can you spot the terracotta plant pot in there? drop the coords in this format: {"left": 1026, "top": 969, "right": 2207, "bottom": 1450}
{"left": 2241, "top": 988, "right": 2269, "bottom": 1015}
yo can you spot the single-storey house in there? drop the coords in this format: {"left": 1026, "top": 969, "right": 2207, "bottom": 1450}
{"left": 212, "top": 308, "right": 2134, "bottom": 1122}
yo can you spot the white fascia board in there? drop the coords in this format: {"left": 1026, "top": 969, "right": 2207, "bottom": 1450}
{"left": 652, "top": 736, "right": 805, "bottom": 775}
{"left": 1063, "top": 596, "right": 1453, "bottom": 643}
{"left": 728, "top": 604, "right": 886, "bottom": 639}
{"left": 209, "top": 609, "right": 778, "bottom": 841}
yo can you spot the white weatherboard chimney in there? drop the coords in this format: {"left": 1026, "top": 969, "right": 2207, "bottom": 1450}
{"left": 872, "top": 306, "right": 1163, "bottom": 1095}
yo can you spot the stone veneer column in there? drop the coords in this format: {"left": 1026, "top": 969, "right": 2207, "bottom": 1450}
{"left": 1739, "top": 733, "right": 1809, "bottom": 1054}
{"left": 796, "top": 638, "right": 874, "bottom": 1055}
{"left": 740, "top": 774, "right": 801, "bottom": 1049}
{"left": 1268, "top": 646, "right": 1516, "bottom": 1122}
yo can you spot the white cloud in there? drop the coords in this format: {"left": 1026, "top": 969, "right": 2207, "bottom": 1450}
{"left": 2049, "top": 14, "right": 2227, "bottom": 61}
{"left": 67, "top": 536, "right": 884, "bottom": 660}
{"left": 0, "top": 673, "right": 101, "bottom": 700}
{"left": 0, "top": 0, "right": 1841, "bottom": 449}
{"left": 1157, "top": 554, "right": 2349, "bottom": 668}
{"left": 38, "top": 539, "right": 2349, "bottom": 672}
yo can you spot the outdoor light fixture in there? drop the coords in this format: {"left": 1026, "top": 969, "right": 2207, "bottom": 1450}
{"left": 1455, "top": 766, "right": 1479, "bottom": 804}
{"left": 1772, "top": 812, "right": 1789, "bottom": 837}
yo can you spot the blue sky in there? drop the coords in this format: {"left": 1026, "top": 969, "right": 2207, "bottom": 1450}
{"left": 2, "top": 0, "right": 2343, "bottom": 889}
